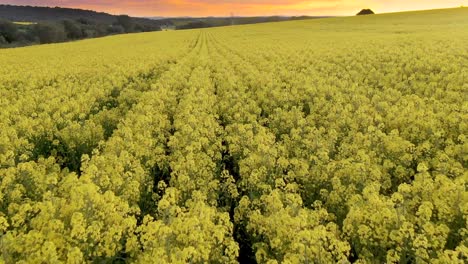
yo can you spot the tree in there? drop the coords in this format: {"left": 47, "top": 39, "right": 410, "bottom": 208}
{"left": 0, "top": 19, "right": 17, "bottom": 43}
{"left": 117, "top": 15, "right": 134, "bottom": 33}
{"left": 76, "top": 18, "right": 94, "bottom": 25}
{"left": 0, "top": 35, "right": 7, "bottom": 45}
{"left": 107, "top": 24, "right": 125, "bottom": 34}
{"left": 357, "top": 9, "right": 375, "bottom": 15}
{"left": 34, "top": 23, "right": 66, "bottom": 43}
{"left": 63, "top": 19, "right": 83, "bottom": 39}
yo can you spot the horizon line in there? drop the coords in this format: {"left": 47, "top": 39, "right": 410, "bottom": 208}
{"left": 0, "top": 3, "right": 465, "bottom": 19}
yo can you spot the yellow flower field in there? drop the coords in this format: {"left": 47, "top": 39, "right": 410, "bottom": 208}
{"left": 0, "top": 7, "right": 467, "bottom": 263}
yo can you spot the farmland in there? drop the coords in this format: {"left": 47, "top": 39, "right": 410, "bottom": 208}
{"left": 0, "top": 7, "right": 467, "bottom": 263}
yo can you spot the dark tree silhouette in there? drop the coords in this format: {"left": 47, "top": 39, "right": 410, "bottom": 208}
{"left": 0, "top": 4, "right": 170, "bottom": 47}
{"left": 63, "top": 20, "right": 83, "bottom": 39}
{"left": 33, "top": 23, "right": 66, "bottom": 43}
{"left": 117, "top": 15, "right": 134, "bottom": 33}
{"left": 357, "top": 9, "right": 375, "bottom": 15}
{"left": 0, "top": 20, "right": 17, "bottom": 43}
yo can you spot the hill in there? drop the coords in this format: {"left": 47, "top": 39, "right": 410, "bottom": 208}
{"left": 0, "top": 4, "right": 115, "bottom": 22}
{"left": 0, "top": 4, "right": 327, "bottom": 47}
{"left": 0, "top": 7, "right": 467, "bottom": 264}
{"left": 0, "top": 4, "right": 172, "bottom": 47}
{"left": 0, "top": 4, "right": 169, "bottom": 26}
{"left": 0, "top": 4, "right": 326, "bottom": 31}
{"left": 171, "top": 15, "right": 331, "bottom": 29}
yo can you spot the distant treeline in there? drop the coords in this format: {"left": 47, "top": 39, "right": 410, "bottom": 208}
{"left": 175, "top": 16, "right": 329, "bottom": 29}
{"left": 0, "top": 17, "right": 165, "bottom": 47}
{"left": 0, "top": 5, "right": 170, "bottom": 47}
{"left": 0, "top": 5, "right": 169, "bottom": 28}
{"left": 0, "top": 4, "right": 328, "bottom": 47}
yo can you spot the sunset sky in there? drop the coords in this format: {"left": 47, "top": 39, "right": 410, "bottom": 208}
{"left": 1, "top": 0, "right": 466, "bottom": 17}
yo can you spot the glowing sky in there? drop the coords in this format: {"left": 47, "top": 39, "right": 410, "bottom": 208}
{"left": 1, "top": 0, "right": 466, "bottom": 17}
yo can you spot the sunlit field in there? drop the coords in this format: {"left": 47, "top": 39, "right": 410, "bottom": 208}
{"left": 12, "top": 21, "right": 36, "bottom": 25}
{"left": 0, "top": 7, "right": 467, "bottom": 263}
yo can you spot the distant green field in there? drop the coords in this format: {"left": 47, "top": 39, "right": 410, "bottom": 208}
{"left": 0, "top": 7, "right": 467, "bottom": 263}
{"left": 12, "top": 21, "right": 37, "bottom": 25}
